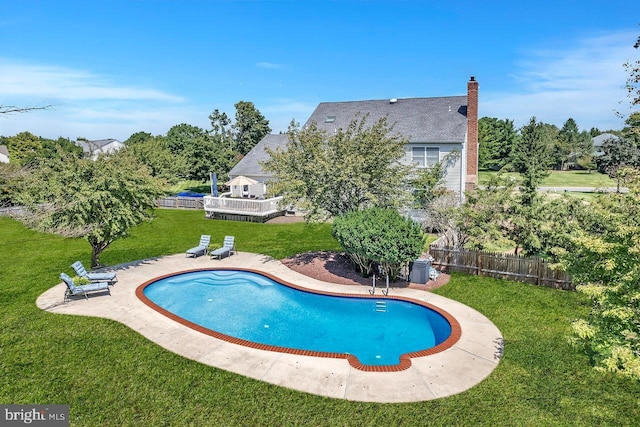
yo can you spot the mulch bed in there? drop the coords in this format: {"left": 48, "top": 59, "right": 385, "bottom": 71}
{"left": 280, "top": 251, "right": 449, "bottom": 292}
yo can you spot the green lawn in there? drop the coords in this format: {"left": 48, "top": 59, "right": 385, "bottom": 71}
{"left": 479, "top": 170, "right": 616, "bottom": 188}
{"left": 1, "top": 210, "right": 638, "bottom": 426}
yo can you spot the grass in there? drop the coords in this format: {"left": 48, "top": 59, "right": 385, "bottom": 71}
{"left": 1, "top": 210, "right": 638, "bottom": 426}
{"left": 479, "top": 170, "right": 616, "bottom": 188}
{"left": 168, "top": 180, "right": 213, "bottom": 195}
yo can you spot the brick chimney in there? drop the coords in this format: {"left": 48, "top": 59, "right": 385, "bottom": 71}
{"left": 465, "top": 76, "right": 479, "bottom": 192}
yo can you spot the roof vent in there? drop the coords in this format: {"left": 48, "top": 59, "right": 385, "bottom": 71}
{"left": 390, "top": 98, "right": 397, "bottom": 104}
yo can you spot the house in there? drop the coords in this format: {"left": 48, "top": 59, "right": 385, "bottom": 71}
{"left": 229, "top": 77, "right": 479, "bottom": 196}
{"left": 75, "top": 138, "right": 124, "bottom": 160}
{"left": 0, "top": 145, "right": 9, "bottom": 163}
{"left": 591, "top": 133, "right": 619, "bottom": 157}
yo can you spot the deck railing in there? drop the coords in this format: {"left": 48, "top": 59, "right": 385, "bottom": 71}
{"left": 203, "top": 195, "right": 284, "bottom": 216}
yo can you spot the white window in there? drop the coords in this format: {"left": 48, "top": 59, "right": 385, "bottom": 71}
{"left": 412, "top": 147, "right": 439, "bottom": 167}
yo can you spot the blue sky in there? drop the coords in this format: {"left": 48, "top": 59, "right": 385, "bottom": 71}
{"left": 0, "top": 0, "right": 638, "bottom": 141}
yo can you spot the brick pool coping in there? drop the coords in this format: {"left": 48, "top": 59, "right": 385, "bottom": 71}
{"left": 37, "top": 252, "right": 503, "bottom": 403}
{"left": 135, "top": 268, "right": 463, "bottom": 372}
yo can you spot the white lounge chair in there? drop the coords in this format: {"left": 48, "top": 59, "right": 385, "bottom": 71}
{"left": 72, "top": 261, "right": 117, "bottom": 284}
{"left": 60, "top": 272, "right": 111, "bottom": 302}
{"left": 186, "top": 235, "right": 211, "bottom": 258}
{"left": 210, "top": 236, "right": 235, "bottom": 260}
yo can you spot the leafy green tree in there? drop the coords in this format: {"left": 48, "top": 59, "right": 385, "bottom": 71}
{"left": 554, "top": 118, "right": 592, "bottom": 170}
{"left": 6, "top": 131, "right": 42, "bottom": 166}
{"left": 165, "top": 123, "right": 235, "bottom": 182}
{"left": 623, "top": 34, "right": 640, "bottom": 107}
{"left": 263, "top": 115, "right": 413, "bottom": 221}
{"left": 478, "top": 117, "right": 518, "bottom": 170}
{"left": 411, "top": 151, "right": 458, "bottom": 208}
{"left": 511, "top": 117, "right": 554, "bottom": 206}
{"left": 166, "top": 123, "right": 206, "bottom": 156}
{"left": 596, "top": 135, "right": 640, "bottom": 192}
{"left": 125, "top": 131, "right": 154, "bottom": 146}
{"left": 558, "top": 34, "right": 640, "bottom": 380}
{"left": 455, "top": 174, "right": 516, "bottom": 250}
{"left": 560, "top": 179, "right": 640, "bottom": 380}
{"left": 15, "top": 150, "right": 164, "bottom": 267}
{"left": 332, "top": 207, "right": 425, "bottom": 279}
{"left": 209, "top": 109, "right": 232, "bottom": 136}
{"left": 232, "top": 101, "right": 271, "bottom": 156}
{"left": 0, "top": 163, "right": 26, "bottom": 206}
{"left": 125, "top": 135, "right": 187, "bottom": 183}
{"left": 36, "top": 137, "right": 83, "bottom": 165}
{"left": 184, "top": 133, "right": 237, "bottom": 182}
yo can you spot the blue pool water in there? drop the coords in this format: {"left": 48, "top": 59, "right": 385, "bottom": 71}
{"left": 143, "top": 270, "right": 452, "bottom": 366}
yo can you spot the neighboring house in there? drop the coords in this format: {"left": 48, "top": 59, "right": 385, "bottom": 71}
{"left": 229, "top": 77, "right": 479, "bottom": 197}
{"left": 592, "top": 133, "right": 619, "bottom": 157}
{"left": 228, "top": 134, "right": 289, "bottom": 183}
{"left": 0, "top": 145, "right": 9, "bottom": 163}
{"left": 76, "top": 138, "right": 124, "bottom": 160}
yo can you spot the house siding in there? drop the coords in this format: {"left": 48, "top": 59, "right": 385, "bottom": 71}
{"left": 403, "top": 142, "right": 463, "bottom": 193}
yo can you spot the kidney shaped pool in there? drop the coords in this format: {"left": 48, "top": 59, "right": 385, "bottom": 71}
{"left": 137, "top": 269, "right": 461, "bottom": 371}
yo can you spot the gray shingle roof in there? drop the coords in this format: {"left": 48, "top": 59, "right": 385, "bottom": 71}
{"left": 0, "top": 145, "right": 9, "bottom": 157}
{"left": 592, "top": 133, "right": 619, "bottom": 148}
{"left": 305, "top": 96, "right": 468, "bottom": 143}
{"left": 228, "top": 95, "right": 469, "bottom": 178}
{"left": 228, "top": 134, "right": 289, "bottom": 178}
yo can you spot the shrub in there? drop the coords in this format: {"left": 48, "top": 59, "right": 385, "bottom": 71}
{"left": 332, "top": 207, "right": 425, "bottom": 280}
{"left": 72, "top": 276, "right": 91, "bottom": 286}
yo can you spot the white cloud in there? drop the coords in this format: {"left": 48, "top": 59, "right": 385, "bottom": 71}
{"left": 0, "top": 58, "right": 193, "bottom": 140}
{"left": 0, "top": 59, "right": 184, "bottom": 102}
{"left": 482, "top": 30, "right": 637, "bottom": 131}
{"left": 256, "top": 62, "right": 283, "bottom": 69}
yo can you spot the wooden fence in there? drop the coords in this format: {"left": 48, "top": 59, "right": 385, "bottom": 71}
{"left": 156, "top": 197, "right": 204, "bottom": 209}
{"left": 428, "top": 246, "right": 574, "bottom": 290}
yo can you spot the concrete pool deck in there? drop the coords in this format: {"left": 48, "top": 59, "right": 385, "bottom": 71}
{"left": 36, "top": 252, "right": 503, "bottom": 403}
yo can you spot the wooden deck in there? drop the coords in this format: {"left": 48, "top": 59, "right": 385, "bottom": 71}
{"left": 203, "top": 195, "right": 286, "bottom": 222}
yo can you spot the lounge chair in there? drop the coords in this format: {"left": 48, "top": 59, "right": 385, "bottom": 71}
{"left": 210, "top": 236, "right": 235, "bottom": 260}
{"left": 60, "top": 272, "right": 111, "bottom": 302}
{"left": 186, "top": 234, "right": 211, "bottom": 258}
{"left": 72, "top": 261, "right": 117, "bottom": 284}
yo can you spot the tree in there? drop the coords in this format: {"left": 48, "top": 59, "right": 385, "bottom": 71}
{"left": 455, "top": 174, "right": 516, "bottom": 251}
{"left": 6, "top": 131, "right": 43, "bottom": 166}
{"left": 0, "top": 163, "right": 26, "bottom": 207}
{"left": 263, "top": 115, "right": 414, "bottom": 221}
{"left": 478, "top": 117, "right": 518, "bottom": 170}
{"left": 555, "top": 118, "right": 592, "bottom": 170}
{"left": 125, "top": 135, "right": 187, "bottom": 183}
{"left": 623, "top": 34, "right": 640, "bottom": 107}
{"left": 15, "top": 150, "right": 164, "bottom": 267}
{"left": 511, "top": 117, "right": 554, "bottom": 206}
{"left": 232, "top": 101, "right": 271, "bottom": 156}
{"left": 0, "top": 105, "right": 51, "bottom": 115}
{"left": 332, "top": 207, "right": 425, "bottom": 279}
{"left": 560, "top": 180, "right": 640, "bottom": 380}
{"left": 166, "top": 123, "right": 207, "bottom": 156}
{"left": 410, "top": 151, "right": 458, "bottom": 208}
{"left": 560, "top": 33, "right": 640, "bottom": 380}
{"left": 596, "top": 134, "right": 640, "bottom": 192}
{"left": 125, "top": 131, "right": 154, "bottom": 146}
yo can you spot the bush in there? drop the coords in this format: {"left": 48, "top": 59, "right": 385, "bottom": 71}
{"left": 332, "top": 207, "right": 425, "bottom": 280}
{"left": 72, "top": 276, "right": 90, "bottom": 286}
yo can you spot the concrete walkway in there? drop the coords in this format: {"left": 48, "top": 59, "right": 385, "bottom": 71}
{"left": 37, "top": 252, "right": 503, "bottom": 403}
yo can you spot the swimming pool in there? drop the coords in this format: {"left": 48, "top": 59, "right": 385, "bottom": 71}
{"left": 137, "top": 269, "right": 461, "bottom": 370}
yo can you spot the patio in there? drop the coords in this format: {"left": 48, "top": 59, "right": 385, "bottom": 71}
{"left": 36, "top": 252, "right": 502, "bottom": 403}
